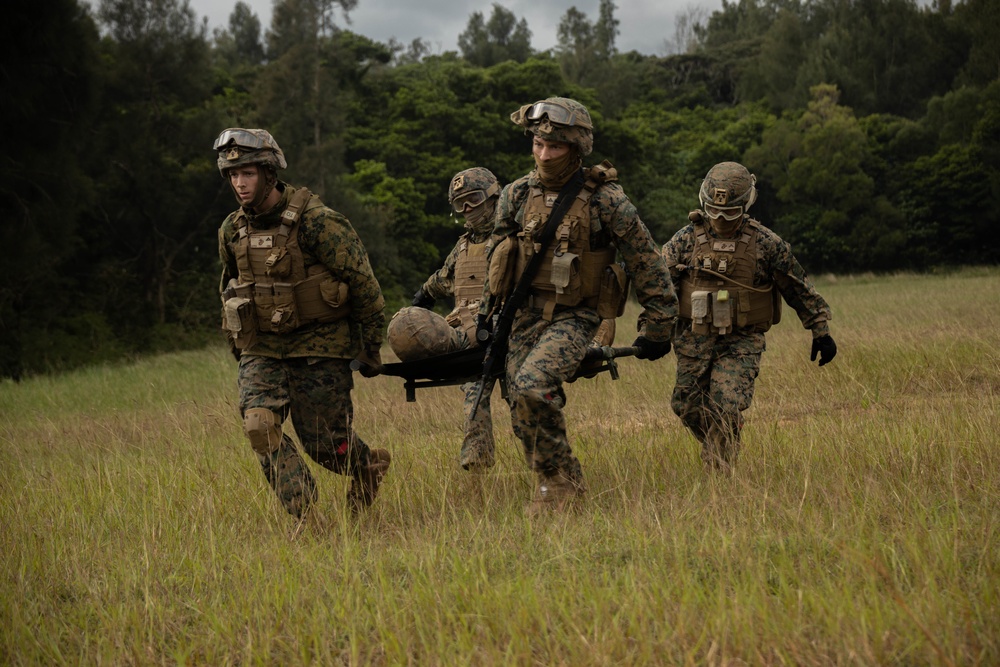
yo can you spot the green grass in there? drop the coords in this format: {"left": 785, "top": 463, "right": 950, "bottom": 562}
{"left": 2, "top": 267, "right": 998, "bottom": 665}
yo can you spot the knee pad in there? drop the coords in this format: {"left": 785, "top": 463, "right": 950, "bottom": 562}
{"left": 244, "top": 408, "right": 282, "bottom": 455}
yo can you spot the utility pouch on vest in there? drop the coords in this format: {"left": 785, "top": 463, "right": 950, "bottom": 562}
{"left": 318, "top": 278, "right": 349, "bottom": 309}
{"left": 597, "top": 262, "right": 629, "bottom": 319}
{"left": 488, "top": 236, "right": 516, "bottom": 297}
{"left": 691, "top": 290, "right": 711, "bottom": 335}
{"left": 712, "top": 290, "right": 732, "bottom": 334}
{"left": 224, "top": 297, "right": 257, "bottom": 349}
{"left": 550, "top": 252, "right": 579, "bottom": 295}
{"left": 269, "top": 282, "right": 300, "bottom": 333}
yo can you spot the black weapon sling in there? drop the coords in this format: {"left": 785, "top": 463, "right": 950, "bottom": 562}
{"left": 469, "top": 168, "right": 587, "bottom": 418}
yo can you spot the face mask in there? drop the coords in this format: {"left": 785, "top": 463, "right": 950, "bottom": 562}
{"left": 534, "top": 149, "right": 580, "bottom": 188}
{"left": 463, "top": 198, "right": 496, "bottom": 235}
{"left": 708, "top": 214, "right": 744, "bottom": 237}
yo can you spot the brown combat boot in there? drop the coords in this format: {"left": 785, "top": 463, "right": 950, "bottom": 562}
{"left": 527, "top": 472, "right": 582, "bottom": 516}
{"left": 459, "top": 439, "right": 496, "bottom": 471}
{"left": 347, "top": 448, "right": 392, "bottom": 513}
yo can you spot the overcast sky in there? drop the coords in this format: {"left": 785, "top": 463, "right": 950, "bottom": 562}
{"left": 187, "top": 0, "right": 720, "bottom": 57}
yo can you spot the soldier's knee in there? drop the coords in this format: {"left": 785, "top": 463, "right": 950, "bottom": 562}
{"left": 244, "top": 407, "right": 282, "bottom": 455}
{"left": 517, "top": 384, "right": 561, "bottom": 412}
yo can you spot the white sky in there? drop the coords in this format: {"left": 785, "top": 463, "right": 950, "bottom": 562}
{"left": 187, "top": 0, "right": 719, "bottom": 57}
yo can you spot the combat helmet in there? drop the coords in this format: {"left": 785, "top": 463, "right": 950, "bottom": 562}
{"left": 510, "top": 97, "right": 594, "bottom": 156}
{"left": 214, "top": 128, "right": 287, "bottom": 177}
{"left": 698, "top": 161, "right": 757, "bottom": 221}
{"left": 448, "top": 167, "right": 500, "bottom": 213}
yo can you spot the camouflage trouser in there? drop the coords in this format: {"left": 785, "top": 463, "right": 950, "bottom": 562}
{"left": 506, "top": 307, "right": 600, "bottom": 484}
{"left": 238, "top": 355, "right": 372, "bottom": 517}
{"left": 671, "top": 349, "right": 761, "bottom": 471}
{"left": 460, "top": 378, "right": 497, "bottom": 468}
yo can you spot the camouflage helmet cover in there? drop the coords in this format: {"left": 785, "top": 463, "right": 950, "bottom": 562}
{"left": 699, "top": 161, "right": 757, "bottom": 210}
{"left": 448, "top": 167, "right": 500, "bottom": 206}
{"left": 214, "top": 128, "right": 287, "bottom": 177}
{"left": 387, "top": 306, "right": 463, "bottom": 362}
{"left": 510, "top": 97, "right": 594, "bottom": 156}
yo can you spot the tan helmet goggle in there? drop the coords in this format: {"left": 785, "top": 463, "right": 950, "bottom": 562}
{"left": 523, "top": 101, "right": 593, "bottom": 129}
{"left": 450, "top": 182, "right": 500, "bottom": 213}
{"left": 214, "top": 128, "right": 268, "bottom": 151}
{"left": 703, "top": 204, "right": 745, "bottom": 221}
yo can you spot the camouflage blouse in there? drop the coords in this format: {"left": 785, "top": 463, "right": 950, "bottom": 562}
{"left": 218, "top": 183, "right": 385, "bottom": 359}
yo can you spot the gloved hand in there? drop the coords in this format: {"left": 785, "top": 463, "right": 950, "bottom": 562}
{"left": 226, "top": 336, "right": 241, "bottom": 363}
{"left": 810, "top": 334, "right": 837, "bottom": 367}
{"left": 354, "top": 344, "right": 384, "bottom": 378}
{"left": 412, "top": 287, "right": 435, "bottom": 309}
{"left": 632, "top": 335, "right": 671, "bottom": 361}
{"left": 475, "top": 313, "right": 492, "bottom": 344}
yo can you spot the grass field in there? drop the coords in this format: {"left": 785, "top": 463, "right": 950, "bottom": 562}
{"left": 1, "top": 268, "right": 998, "bottom": 665}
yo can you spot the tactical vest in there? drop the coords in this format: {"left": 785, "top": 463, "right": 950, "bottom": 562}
{"left": 677, "top": 219, "right": 781, "bottom": 335}
{"left": 223, "top": 188, "right": 351, "bottom": 347}
{"left": 513, "top": 162, "right": 625, "bottom": 321}
{"left": 445, "top": 235, "right": 489, "bottom": 344}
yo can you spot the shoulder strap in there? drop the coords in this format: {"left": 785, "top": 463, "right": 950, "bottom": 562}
{"left": 507, "top": 169, "right": 585, "bottom": 305}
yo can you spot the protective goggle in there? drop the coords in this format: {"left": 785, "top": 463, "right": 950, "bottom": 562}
{"left": 213, "top": 128, "right": 267, "bottom": 151}
{"left": 451, "top": 189, "right": 489, "bottom": 213}
{"left": 703, "top": 204, "right": 744, "bottom": 221}
{"left": 524, "top": 101, "right": 592, "bottom": 129}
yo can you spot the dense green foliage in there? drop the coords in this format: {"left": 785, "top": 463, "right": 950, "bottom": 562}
{"left": 1, "top": 0, "right": 997, "bottom": 378}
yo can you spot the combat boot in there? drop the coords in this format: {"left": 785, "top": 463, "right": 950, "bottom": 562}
{"left": 459, "top": 439, "right": 495, "bottom": 471}
{"left": 527, "top": 472, "right": 583, "bottom": 516}
{"left": 347, "top": 448, "right": 392, "bottom": 513}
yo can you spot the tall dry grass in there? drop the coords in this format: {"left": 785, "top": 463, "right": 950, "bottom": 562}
{"left": 1, "top": 268, "right": 997, "bottom": 665}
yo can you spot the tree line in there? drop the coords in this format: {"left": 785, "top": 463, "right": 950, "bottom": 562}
{"left": 1, "top": 0, "right": 997, "bottom": 379}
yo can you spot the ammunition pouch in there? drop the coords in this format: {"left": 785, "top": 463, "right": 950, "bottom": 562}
{"left": 222, "top": 281, "right": 258, "bottom": 350}
{"left": 679, "top": 277, "right": 778, "bottom": 335}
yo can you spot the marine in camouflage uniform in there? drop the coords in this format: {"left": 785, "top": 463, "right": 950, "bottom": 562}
{"left": 408, "top": 167, "right": 504, "bottom": 470}
{"left": 481, "top": 97, "right": 677, "bottom": 513}
{"left": 662, "top": 161, "right": 837, "bottom": 474}
{"left": 215, "top": 128, "right": 391, "bottom": 519}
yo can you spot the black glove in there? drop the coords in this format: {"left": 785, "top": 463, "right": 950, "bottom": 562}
{"left": 632, "top": 335, "right": 671, "bottom": 361}
{"left": 353, "top": 345, "right": 384, "bottom": 378}
{"left": 226, "top": 336, "right": 241, "bottom": 363}
{"left": 412, "top": 287, "right": 435, "bottom": 309}
{"left": 810, "top": 334, "right": 837, "bottom": 367}
{"left": 475, "top": 313, "right": 493, "bottom": 344}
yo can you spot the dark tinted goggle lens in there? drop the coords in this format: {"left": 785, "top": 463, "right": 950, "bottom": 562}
{"left": 214, "top": 129, "right": 266, "bottom": 151}
{"left": 452, "top": 190, "right": 487, "bottom": 212}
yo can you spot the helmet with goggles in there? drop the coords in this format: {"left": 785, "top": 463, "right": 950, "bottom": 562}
{"left": 214, "top": 128, "right": 287, "bottom": 177}
{"left": 510, "top": 97, "right": 594, "bottom": 157}
{"left": 448, "top": 167, "right": 500, "bottom": 213}
{"left": 699, "top": 161, "right": 757, "bottom": 221}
